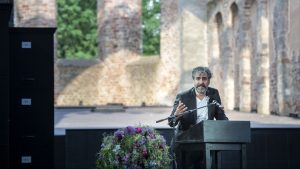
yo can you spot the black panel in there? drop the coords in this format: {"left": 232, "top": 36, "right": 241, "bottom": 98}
{"left": 9, "top": 28, "right": 56, "bottom": 169}
{"left": 10, "top": 136, "right": 54, "bottom": 169}
{"left": 9, "top": 28, "right": 54, "bottom": 90}
{"left": 0, "top": 0, "right": 12, "bottom": 4}
{"left": 66, "top": 129, "right": 114, "bottom": 169}
{"left": 0, "top": 145, "right": 9, "bottom": 169}
{"left": 220, "top": 151, "right": 240, "bottom": 169}
{"left": 0, "top": 77, "right": 9, "bottom": 146}
{"left": 55, "top": 136, "right": 65, "bottom": 169}
{"left": 0, "top": 4, "right": 11, "bottom": 76}
{"left": 0, "top": 4, "right": 11, "bottom": 169}
{"left": 266, "top": 132, "right": 289, "bottom": 169}
{"left": 288, "top": 133, "right": 300, "bottom": 169}
{"left": 247, "top": 131, "right": 267, "bottom": 169}
{"left": 10, "top": 89, "right": 53, "bottom": 137}
{"left": 63, "top": 128, "right": 300, "bottom": 169}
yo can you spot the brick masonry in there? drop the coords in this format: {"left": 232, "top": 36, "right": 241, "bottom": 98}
{"left": 12, "top": 0, "right": 300, "bottom": 116}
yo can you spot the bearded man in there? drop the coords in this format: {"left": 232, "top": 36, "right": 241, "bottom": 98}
{"left": 169, "top": 66, "right": 228, "bottom": 169}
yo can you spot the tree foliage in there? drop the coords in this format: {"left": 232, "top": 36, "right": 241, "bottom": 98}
{"left": 57, "top": 0, "right": 98, "bottom": 59}
{"left": 142, "top": 0, "right": 161, "bottom": 56}
{"left": 57, "top": 0, "right": 160, "bottom": 59}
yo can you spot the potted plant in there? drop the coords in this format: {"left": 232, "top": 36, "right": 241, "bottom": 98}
{"left": 96, "top": 126, "right": 172, "bottom": 169}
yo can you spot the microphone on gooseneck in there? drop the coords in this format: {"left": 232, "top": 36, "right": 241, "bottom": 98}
{"left": 208, "top": 97, "right": 224, "bottom": 109}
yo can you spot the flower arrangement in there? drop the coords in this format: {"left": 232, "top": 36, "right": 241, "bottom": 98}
{"left": 96, "top": 126, "right": 172, "bottom": 169}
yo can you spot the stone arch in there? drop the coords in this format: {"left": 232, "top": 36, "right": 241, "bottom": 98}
{"left": 238, "top": 0, "right": 253, "bottom": 112}
{"left": 208, "top": 12, "right": 224, "bottom": 103}
{"left": 215, "top": 12, "right": 225, "bottom": 103}
{"left": 255, "top": 0, "right": 270, "bottom": 115}
{"left": 220, "top": 4, "right": 236, "bottom": 110}
{"left": 230, "top": 2, "right": 240, "bottom": 110}
{"left": 216, "top": 12, "right": 223, "bottom": 34}
{"left": 271, "top": 0, "right": 290, "bottom": 115}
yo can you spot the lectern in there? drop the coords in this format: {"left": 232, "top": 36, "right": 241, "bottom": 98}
{"left": 176, "top": 120, "right": 251, "bottom": 169}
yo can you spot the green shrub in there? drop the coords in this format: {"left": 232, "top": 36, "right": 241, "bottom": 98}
{"left": 57, "top": 0, "right": 98, "bottom": 59}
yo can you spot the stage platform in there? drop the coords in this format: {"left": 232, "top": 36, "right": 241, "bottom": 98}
{"left": 54, "top": 106, "right": 300, "bottom": 135}
{"left": 53, "top": 106, "right": 300, "bottom": 169}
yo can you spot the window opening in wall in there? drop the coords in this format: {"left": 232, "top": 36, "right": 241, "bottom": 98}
{"left": 57, "top": 0, "right": 98, "bottom": 59}
{"left": 142, "top": 0, "right": 160, "bottom": 56}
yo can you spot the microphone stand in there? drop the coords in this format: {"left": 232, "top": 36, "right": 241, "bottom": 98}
{"left": 156, "top": 105, "right": 210, "bottom": 123}
{"left": 156, "top": 104, "right": 211, "bottom": 169}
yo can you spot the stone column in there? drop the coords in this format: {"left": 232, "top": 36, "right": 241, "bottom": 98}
{"left": 96, "top": 0, "right": 142, "bottom": 105}
{"left": 250, "top": 1, "right": 258, "bottom": 112}
{"left": 272, "top": 0, "right": 291, "bottom": 115}
{"left": 178, "top": 0, "right": 208, "bottom": 92}
{"left": 158, "top": 0, "right": 181, "bottom": 105}
{"left": 288, "top": 0, "right": 300, "bottom": 117}
{"left": 98, "top": 0, "right": 142, "bottom": 61}
{"left": 231, "top": 3, "right": 240, "bottom": 110}
{"left": 14, "top": 0, "right": 56, "bottom": 27}
{"left": 238, "top": 2, "right": 252, "bottom": 112}
{"left": 208, "top": 17, "right": 223, "bottom": 99}
{"left": 256, "top": 0, "right": 270, "bottom": 115}
{"left": 221, "top": 14, "right": 235, "bottom": 110}
{"left": 269, "top": 1, "right": 279, "bottom": 114}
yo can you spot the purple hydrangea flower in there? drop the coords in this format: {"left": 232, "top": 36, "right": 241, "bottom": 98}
{"left": 142, "top": 148, "right": 149, "bottom": 159}
{"left": 159, "top": 136, "right": 166, "bottom": 146}
{"left": 148, "top": 161, "right": 156, "bottom": 167}
{"left": 143, "top": 127, "right": 154, "bottom": 135}
{"left": 135, "top": 127, "right": 142, "bottom": 133}
{"left": 114, "top": 130, "right": 124, "bottom": 140}
{"left": 124, "top": 126, "right": 136, "bottom": 135}
{"left": 122, "top": 154, "right": 130, "bottom": 164}
{"left": 138, "top": 137, "right": 146, "bottom": 145}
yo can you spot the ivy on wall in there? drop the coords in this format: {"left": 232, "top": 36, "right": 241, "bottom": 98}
{"left": 57, "top": 0, "right": 98, "bottom": 59}
{"left": 142, "top": 0, "right": 161, "bottom": 56}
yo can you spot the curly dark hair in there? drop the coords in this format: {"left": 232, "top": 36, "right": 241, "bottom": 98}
{"left": 192, "top": 66, "right": 212, "bottom": 79}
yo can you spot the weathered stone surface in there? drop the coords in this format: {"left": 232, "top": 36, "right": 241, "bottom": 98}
{"left": 13, "top": 0, "right": 300, "bottom": 116}
{"left": 14, "top": 0, "right": 56, "bottom": 27}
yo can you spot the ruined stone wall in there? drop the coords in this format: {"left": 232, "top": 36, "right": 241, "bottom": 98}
{"left": 268, "top": 0, "right": 300, "bottom": 116}
{"left": 207, "top": 0, "right": 246, "bottom": 111}
{"left": 54, "top": 0, "right": 181, "bottom": 106}
{"left": 179, "top": 0, "right": 208, "bottom": 92}
{"left": 207, "top": 0, "right": 299, "bottom": 116}
{"left": 13, "top": 0, "right": 56, "bottom": 27}
{"left": 55, "top": 0, "right": 145, "bottom": 106}
{"left": 13, "top": 0, "right": 180, "bottom": 106}
{"left": 13, "top": 0, "right": 299, "bottom": 115}
{"left": 288, "top": 0, "right": 300, "bottom": 116}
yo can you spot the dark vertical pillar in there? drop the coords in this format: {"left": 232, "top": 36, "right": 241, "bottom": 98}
{"left": 9, "top": 28, "right": 56, "bottom": 169}
{"left": 0, "top": 3, "right": 12, "bottom": 169}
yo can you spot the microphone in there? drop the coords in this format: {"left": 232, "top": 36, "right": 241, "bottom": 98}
{"left": 209, "top": 98, "right": 224, "bottom": 109}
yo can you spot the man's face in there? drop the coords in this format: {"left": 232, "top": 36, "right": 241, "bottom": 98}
{"left": 193, "top": 72, "right": 210, "bottom": 94}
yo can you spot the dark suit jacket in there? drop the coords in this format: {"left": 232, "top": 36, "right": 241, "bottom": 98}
{"left": 168, "top": 87, "right": 228, "bottom": 133}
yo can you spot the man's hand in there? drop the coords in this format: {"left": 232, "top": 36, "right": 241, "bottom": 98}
{"left": 175, "top": 101, "right": 188, "bottom": 119}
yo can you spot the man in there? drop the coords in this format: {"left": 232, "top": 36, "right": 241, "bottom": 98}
{"left": 168, "top": 66, "right": 228, "bottom": 169}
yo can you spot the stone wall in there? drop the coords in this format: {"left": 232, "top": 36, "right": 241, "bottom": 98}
{"left": 54, "top": 0, "right": 181, "bottom": 106}
{"left": 13, "top": 0, "right": 56, "bottom": 27}
{"left": 206, "top": 0, "right": 299, "bottom": 116}
{"left": 179, "top": 0, "right": 209, "bottom": 92}
{"left": 12, "top": 0, "right": 299, "bottom": 115}
{"left": 286, "top": 0, "right": 300, "bottom": 116}
{"left": 55, "top": 54, "right": 162, "bottom": 106}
